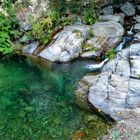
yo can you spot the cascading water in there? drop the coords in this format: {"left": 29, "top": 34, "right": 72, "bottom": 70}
{"left": 84, "top": 58, "right": 108, "bottom": 71}
{"left": 85, "top": 28, "right": 134, "bottom": 71}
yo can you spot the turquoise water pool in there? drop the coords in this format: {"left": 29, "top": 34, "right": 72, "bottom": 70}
{"left": 0, "top": 57, "right": 111, "bottom": 140}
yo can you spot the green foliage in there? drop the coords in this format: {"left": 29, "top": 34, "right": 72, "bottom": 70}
{"left": 89, "top": 27, "right": 94, "bottom": 38}
{"left": 0, "top": 31, "right": 14, "bottom": 55}
{"left": 31, "top": 11, "right": 60, "bottom": 44}
{"left": 0, "top": 1, "right": 19, "bottom": 55}
{"left": 83, "top": 8, "right": 98, "bottom": 25}
{"left": 111, "top": 128, "right": 120, "bottom": 140}
{"left": 51, "top": 0, "right": 98, "bottom": 25}
{"left": 82, "top": 43, "right": 95, "bottom": 52}
{"left": 31, "top": 11, "right": 77, "bottom": 44}
{"left": 105, "top": 48, "right": 116, "bottom": 60}
{"left": 72, "top": 29, "right": 80, "bottom": 33}
{"left": 0, "top": 13, "right": 14, "bottom": 55}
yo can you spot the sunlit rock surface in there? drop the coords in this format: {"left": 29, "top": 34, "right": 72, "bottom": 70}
{"left": 23, "top": 21, "right": 124, "bottom": 62}
{"left": 76, "top": 43, "right": 140, "bottom": 122}
{"left": 81, "top": 21, "right": 124, "bottom": 59}
{"left": 38, "top": 24, "right": 89, "bottom": 62}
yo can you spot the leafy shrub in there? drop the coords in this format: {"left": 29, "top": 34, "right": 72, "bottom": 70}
{"left": 89, "top": 27, "right": 94, "bottom": 38}
{"left": 0, "top": 2, "right": 19, "bottom": 55}
{"left": 31, "top": 11, "right": 61, "bottom": 44}
{"left": 51, "top": 0, "right": 99, "bottom": 25}
{"left": 83, "top": 8, "right": 98, "bottom": 25}
{"left": 105, "top": 48, "right": 116, "bottom": 60}
{"left": 31, "top": 11, "right": 77, "bottom": 44}
{"left": 0, "top": 13, "right": 14, "bottom": 55}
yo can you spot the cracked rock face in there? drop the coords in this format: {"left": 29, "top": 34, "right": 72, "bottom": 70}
{"left": 81, "top": 21, "right": 124, "bottom": 59}
{"left": 76, "top": 43, "right": 140, "bottom": 122}
{"left": 23, "top": 22, "right": 124, "bottom": 62}
{"left": 38, "top": 24, "right": 89, "bottom": 62}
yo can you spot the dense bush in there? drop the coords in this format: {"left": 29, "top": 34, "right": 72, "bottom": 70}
{"left": 0, "top": 1, "right": 19, "bottom": 55}
{"left": 31, "top": 11, "right": 77, "bottom": 44}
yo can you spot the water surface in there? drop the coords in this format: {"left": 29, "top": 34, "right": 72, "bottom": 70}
{"left": 0, "top": 57, "right": 111, "bottom": 140}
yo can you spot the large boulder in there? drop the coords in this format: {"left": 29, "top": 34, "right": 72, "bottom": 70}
{"left": 23, "top": 22, "right": 124, "bottom": 62}
{"left": 38, "top": 24, "right": 89, "bottom": 62}
{"left": 23, "top": 24, "right": 89, "bottom": 62}
{"left": 76, "top": 43, "right": 140, "bottom": 122}
{"left": 81, "top": 21, "right": 124, "bottom": 59}
{"left": 99, "top": 15, "right": 124, "bottom": 24}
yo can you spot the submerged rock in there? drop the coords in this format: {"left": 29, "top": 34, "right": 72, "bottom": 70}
{"left": 76, "top": 43, "right": 140, "bottom": 122}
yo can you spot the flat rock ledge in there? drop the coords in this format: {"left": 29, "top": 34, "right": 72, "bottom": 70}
{"left": 76, "top": 43, "right": 140, "bottom": 125}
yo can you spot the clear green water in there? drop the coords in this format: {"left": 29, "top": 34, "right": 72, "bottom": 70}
{"left": 0, "top": 57, "right": 111, "bottom": 140}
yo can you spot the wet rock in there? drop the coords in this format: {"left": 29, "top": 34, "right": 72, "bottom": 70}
{"left": 23, "top": 21, "right": 124, "bottom": 62}
{"left": 76, "top": 43, "right": 140, "bottom": 122}
{"left": 120, "top": 2, "right": 136, "bottom": 16}
{"left": 126, "top": 78, "right": 140, "bottom": 109}
{"left": 137, "top": 5, "right": 140, "bottom": 12}
{"left": 99, "top": 15, "right": 124, "bottom": 24}
{"left": 130, "top": 56, "right": 140, "bottom": 78}
{"left": 75, "top": 74, "right": 100, "bottom": 110}
{"left": 21, "top": 22, "right": 32, "bottom": 31}
{"left": 23, "top": 42, "right": 39, "bottom": 54}
{"left": 101, "top": 6, "right": 113, "bottom": 15}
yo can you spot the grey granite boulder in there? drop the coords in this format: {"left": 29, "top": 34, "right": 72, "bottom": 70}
{"left": 38, "top": 24, "right": 89, "bottom": 62}
{"left": 76, "top": 43, "right": 140, "bottom": 122}
{"left": 101, "top": 6, "right": 113, "bottom": 15}
{"left": 99, "top": 15, "right": 124, "bottom": 24}
{"left": 23, "top": 22, "right": 124, "bottom": 62}
{"left": 81, "top": 21, "right": 124, "bottom": 58}
{"left": 120, "top": 2, "right": 136, "bottom": 16}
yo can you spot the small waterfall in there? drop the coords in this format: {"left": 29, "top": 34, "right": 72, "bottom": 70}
{"left": 115, "top": 38, "right": 126, "bottom": 51}
{"left": 84, "top": 26, "right": 134, "bottom": 71}
{"left": 127, "top": 26, "right": 134, "bottom": 35}
{"left": 115, "top": 36, "right": 133, "bottom": 52}
{"left": 85, "top": 58, "right": 108, "bottom": 70}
